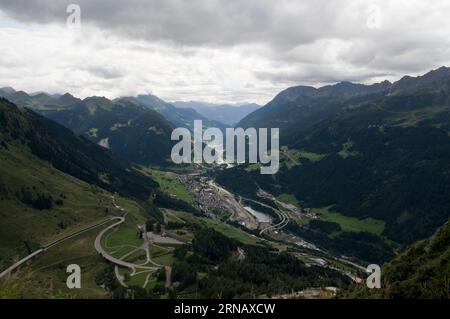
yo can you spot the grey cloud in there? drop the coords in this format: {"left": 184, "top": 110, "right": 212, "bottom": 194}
{"left": 85, "top": 66, "right": 124, "bottom": 79}
{"left": 0, "top": 0, "right": 366, "bottom": 48}
{"left": 1, "top": 0, "right": 450, "bottom": 102}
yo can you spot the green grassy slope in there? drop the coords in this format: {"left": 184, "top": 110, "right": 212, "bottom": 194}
{"left": 0, "top": 98, "right": 160, "bottom": 271}
{"left": 38, "top": 98, "right": 175, "bottom": 166}
{"left": 0, "top": 225, "right": 110, "bottom": 299}
{"left": 0, "top": 142, "right": 119, "bottom": 268}
{"left": 146, "top": 169, "right": 195, "bottom": 204}
{"left": 0, "top": 98, "right": 158, "bottom": 200}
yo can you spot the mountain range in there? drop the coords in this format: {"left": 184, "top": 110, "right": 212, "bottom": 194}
{"left": 0, "top": 89, "right": 241, "bottom": 166}
{"left": 219, "top": 66, "right": 450, "bottom": 250}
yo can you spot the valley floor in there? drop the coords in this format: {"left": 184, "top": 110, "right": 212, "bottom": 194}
{"left": 0, "top": 167, "right": 372, "bottom": 298}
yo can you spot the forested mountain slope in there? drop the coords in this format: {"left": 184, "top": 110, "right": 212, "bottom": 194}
{"left": 0, "top": 89, "right": 177, "bottom": 166}
{"left": 346, "top": 220, "right": 450, "bottom": 298}
{"left": 219, "top": 67, "right": 450, "bottom": 249}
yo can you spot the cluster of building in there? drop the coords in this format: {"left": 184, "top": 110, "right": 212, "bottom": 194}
{"left": 178, "top": 175, "right": 227, "bottom": 216}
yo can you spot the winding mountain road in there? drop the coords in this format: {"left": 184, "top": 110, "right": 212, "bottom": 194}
{"left": 0, "top": 216, "right": 116, "bottom": 279}
{"left": 1, "top": 198, "right": 152, "bottom": 280}
{"left": 243, "top": 198, "right": 289, "bottom": 235}
{"left": 93, "top": 216, "right": 156, "bottom": 272}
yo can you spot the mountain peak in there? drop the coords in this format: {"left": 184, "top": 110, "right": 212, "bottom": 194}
{"left": 61, "top": 92, "right": 74, "bottom": 98}
{"left": 83, "top": 96, "right": 112, "bottom": 105}
{"left": 82, "top": 96, "right": 114, "bottom": 112}
{"left": 137, "top": 93, "right": 167, "bottom": 104}
{"left": 137, "top": 94, "right": 171, "bottom": 112}
{"left": 391, "top": 66, "right": 450, "bottom": 94}
{"left": 318, "top": 80, "right": 392, "bottom": 97}
{"left": 428, "top": 65, "right": 450, "bottom": 74}
{"left": 0, "top": 86, "right": 16, "bottom": 95}
{"left": 273, "top": 85, "right": 317, "bottom": 103}
{"left": 57, "top": 92, "right": 80, "bottom": 105}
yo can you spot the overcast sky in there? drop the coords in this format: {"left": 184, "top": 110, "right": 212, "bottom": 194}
{"left": 0, "top": 0, "right": 449, "bottom": 104}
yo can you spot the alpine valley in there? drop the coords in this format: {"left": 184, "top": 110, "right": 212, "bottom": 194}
{"left": 0, "top": 66, "right": 449, "bottom": 299}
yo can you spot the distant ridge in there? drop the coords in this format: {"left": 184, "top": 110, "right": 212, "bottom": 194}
{"left": 172, "top": 101, "right": 261, "bottom": 125}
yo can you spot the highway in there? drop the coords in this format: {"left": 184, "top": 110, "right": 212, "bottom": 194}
{"left": 94, "top": 196, "right": 157, "bottom": 274}
{"left": 1, "top": 197, "right": 149, "bottom": 280}
{"left": 93, "top": 216, "right": 156, "bottom": 272}
{"left": 241, "top": 197, "right": 290, "bottom": 235}
{"left": 0, "top": 216, "right": 116, "bottom": 279}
